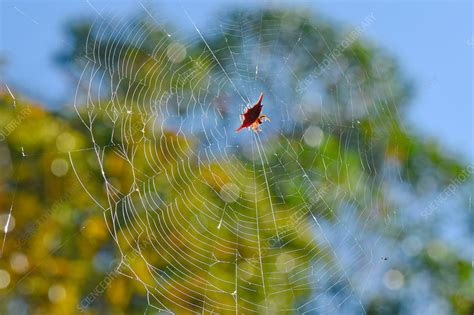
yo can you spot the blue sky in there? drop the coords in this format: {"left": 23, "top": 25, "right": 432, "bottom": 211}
{"left": 1, "top": 0, "right": 472, "bottom": 162}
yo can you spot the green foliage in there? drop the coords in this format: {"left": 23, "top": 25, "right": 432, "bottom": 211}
{"left": 0, "top": 7, "right": 472, "bottom": 315}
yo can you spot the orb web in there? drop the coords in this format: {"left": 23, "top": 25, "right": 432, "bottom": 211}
{"left": 70, "top": 5, "right": 403, "bottom": 314}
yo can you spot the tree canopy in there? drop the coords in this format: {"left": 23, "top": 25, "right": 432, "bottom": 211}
{"left": 0, "top": 7, "right": 472, "bottom": 315}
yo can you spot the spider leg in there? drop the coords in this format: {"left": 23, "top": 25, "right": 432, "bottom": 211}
{"left": 252, "top": 121, "right": 262, "bottom": 132}
{"left": 259, "top": 114, "right": 270, "bottom": 122}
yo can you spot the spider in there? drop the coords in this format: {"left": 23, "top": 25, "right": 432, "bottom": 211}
{"left": 236, "top": 93, "right": 270, "bottom": 132}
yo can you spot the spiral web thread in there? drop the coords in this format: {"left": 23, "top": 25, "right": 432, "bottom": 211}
{"left": 70, "top": 5, "right": 401, "bottom": 314}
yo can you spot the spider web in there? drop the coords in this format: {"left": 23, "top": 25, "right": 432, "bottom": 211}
{"left": 69, "top": 4, "right": 403, "bottom": 314}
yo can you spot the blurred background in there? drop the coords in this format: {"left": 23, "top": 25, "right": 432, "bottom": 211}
{"left": 0, "top": 0, "right": 472, "bottom": 314}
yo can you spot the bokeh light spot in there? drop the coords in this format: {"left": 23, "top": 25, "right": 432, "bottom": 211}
{"left": 10, "top": 252, "right": 29, "bottom": 274}
{"left": 0, "top": 269, "right": 11, "bottom": 289}
{"left": 383, "top": 269, "right": 404, "bottom": 290}
{"left": 303, "top": 126, "right": 324, "bottom": 147}
{"left": 56, "top": 132, "right": 76, "bottom": 152}
{"left": 219, "top": 183, "right": 240, "bottom": 203}
{"left": 0, "top": 214, "right": 15, "bottom": 233}
{"left": 48, "top": 284, "right": 66, "bottom": 303}
{"left": 51, "top": 158, "right": 69, "bottom": 177}
{"left": 166, "top": 42, "right": 187, "bottom": 63}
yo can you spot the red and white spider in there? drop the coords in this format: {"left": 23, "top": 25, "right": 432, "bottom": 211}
{"left": 236, "top": 93, "right": 270, "bottom": 132}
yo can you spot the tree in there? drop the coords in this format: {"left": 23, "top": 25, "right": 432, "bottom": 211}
{"left": 1, "top": 6, "right": 471, "bottom": 315}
